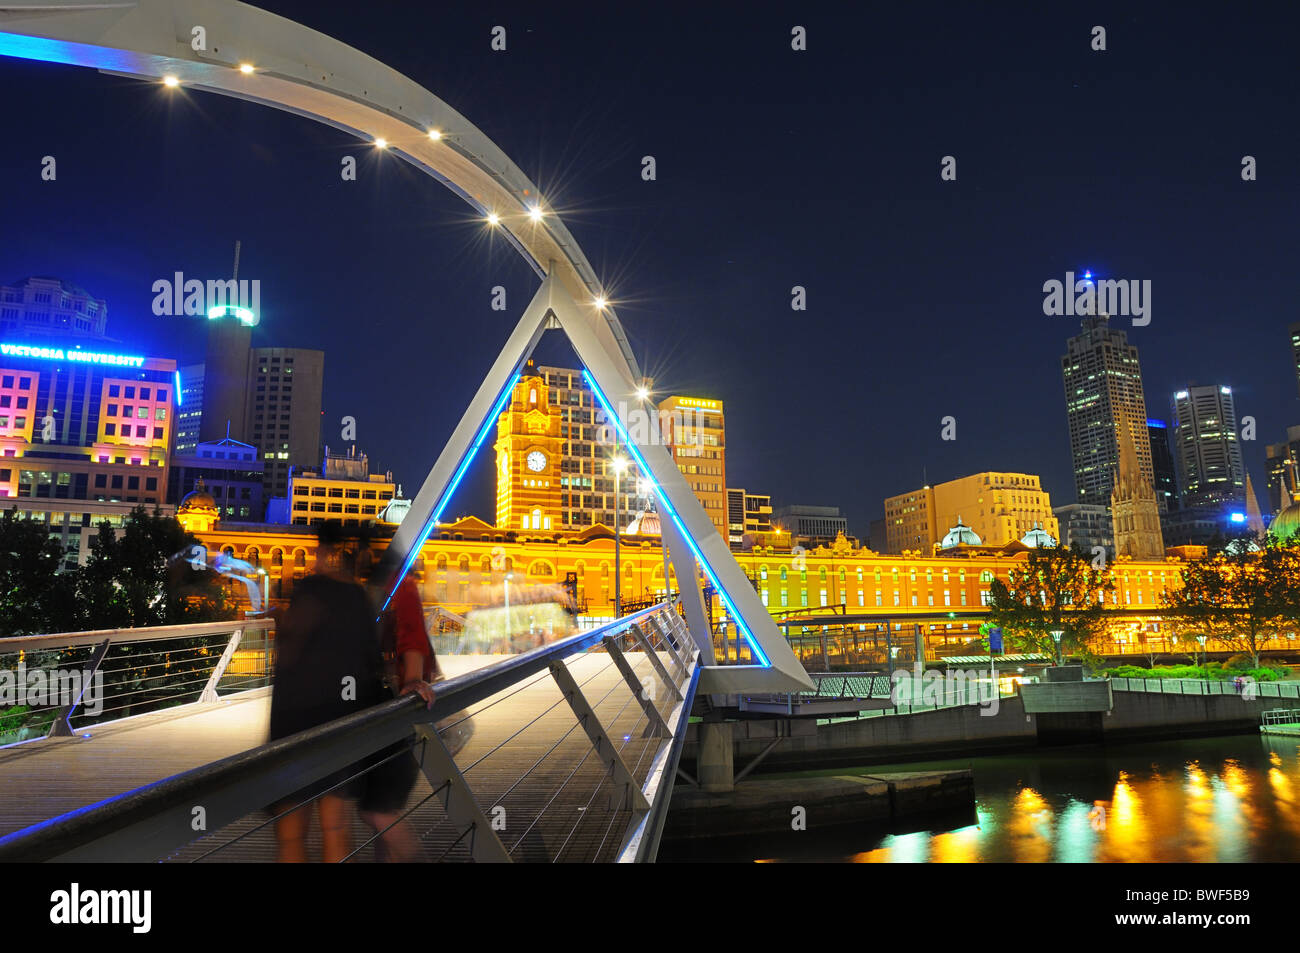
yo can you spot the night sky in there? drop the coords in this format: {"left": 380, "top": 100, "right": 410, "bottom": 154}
{"left": 1, "top": 2, "right": 1297, "bottom": 534}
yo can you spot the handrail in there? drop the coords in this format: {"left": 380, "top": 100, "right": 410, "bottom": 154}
{"left": 0, "top": 602, "right": 679, "bottom": 863}
{"left": 0, "top": 617, "right": 272, "bottom": 653}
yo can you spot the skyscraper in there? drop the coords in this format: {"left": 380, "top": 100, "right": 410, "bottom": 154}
{"left": 1061, "top": 314, "right": 1155, "bottom": 507}
{"left": 1289, "top": 322, "right": 1300, "bottom": 398}
{"left": 1170, "top": 384, "right": 1244, "bottom": 509}
{"left": 1147, "top": 418, "right": 1179, "bottom": 513}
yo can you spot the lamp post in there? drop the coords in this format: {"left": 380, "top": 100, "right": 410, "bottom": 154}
{"left": 1050, "top": 628, "right": 1064, "bottom": 666}
{"left": 1197, "top": 634, "right": 1207, "bottom": 668}
{"left": 612, "top": 455, "right": 628, "bottom": 619}
{"left": 504, "top": 572, "right": 512, "bottom": 633}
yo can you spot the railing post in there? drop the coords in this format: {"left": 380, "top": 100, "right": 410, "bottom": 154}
{"left": 199, "top": 627, "right": 244, "bottom": 704}
{"left": 603, "top": 636, "right": 671, "bottom": 738}
{"left": 549, "top": 660, "right": 652, "bottom": 813}
{"left": 628, "top": 624, "right": 683, "bottom": 704}
{"left": 412, "top": 723, "right": 513, "bottom": 863}
{"left": 47, "top": 638, "right": 112, "bottom": 738}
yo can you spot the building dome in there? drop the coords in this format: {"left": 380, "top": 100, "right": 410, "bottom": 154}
{"left": 177, "top": 478, "right": 220, "bottom": 533}
{"left": 624, "top": 509, "right": 661, "bottom": 536}
{"left": 1268, "top": 501, "right": 1300, "bottom": 543}
{"left": 940, "top": 516, "right": 981, "bottom": 549}
{"left": 1020, "top": 522, "right": 1057, "bottom": 548}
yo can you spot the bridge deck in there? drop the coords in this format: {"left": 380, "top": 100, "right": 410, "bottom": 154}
{"left": 0, "top": 652, "right": 681, "bottom": 862}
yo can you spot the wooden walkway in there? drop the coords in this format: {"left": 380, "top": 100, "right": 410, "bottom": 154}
{"left": 0, "top": 651, "right": 680, "bottom": 862}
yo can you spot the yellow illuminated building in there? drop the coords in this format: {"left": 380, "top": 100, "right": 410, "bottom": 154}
{"left": 886, "top": 472, "right": 1060, "bottom": 553}
{"left": 287, "top": 446, "right": 394, "bottom": 526}
{"left": 658, "top": 394, "right": 727, "bottom": 537}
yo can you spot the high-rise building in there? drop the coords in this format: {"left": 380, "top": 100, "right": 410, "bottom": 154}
{"left": 1147, "top": 418, "right": 1179, "bottom": 513}
{"left": 0, "top": 277, "right": 109, "bottom": 339}
{"left": 1170, "top": 384, "right": 1244, "bottom": 510}
{"left": 246, "top": 346, "right": 324, "bottom": 500}
{"left": 884, "top": 472, "right": 1059, "bottom": 553}
{"left": 1265, "top": 425, "right": 1300, "bottom": 515}
{"left": 0, "top": 340, "right": 177, "bottom": 567}
{"left": 196, "top": 306, "right": 323, "bottom": 500}
{"left": 658, "top": 394, "right": 727, "bottom": 539}
{"left": 1111, "top": 418, "right": 1165, "bottom": 559}
{"left": 175, "top": 362, "right": 204, "bottom": 456}
{"left": 1061, "top": 314, "right": 1156, "bottom": 507}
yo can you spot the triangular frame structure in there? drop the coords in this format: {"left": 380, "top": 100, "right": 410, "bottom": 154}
{"left": 388, "top": 274, "right": 813, "bottom": 692}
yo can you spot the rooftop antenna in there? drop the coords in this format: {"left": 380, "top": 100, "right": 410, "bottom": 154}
{"left": 231, "top": 239, "right": 241, "bottom": 283}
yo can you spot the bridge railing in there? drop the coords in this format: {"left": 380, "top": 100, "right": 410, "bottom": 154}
{"left": 1111, "top": 677, "right": 1300, "bottom": 699}
{"left": 0, "top": 601, "right": 698, "bottom": 863}
{"left": 0, "top": 617, "right": 273, "bottom": 744}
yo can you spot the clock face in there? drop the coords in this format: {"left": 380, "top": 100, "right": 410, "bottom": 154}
{"left": 526, "top": 450, "right": 547, "bottom": 473}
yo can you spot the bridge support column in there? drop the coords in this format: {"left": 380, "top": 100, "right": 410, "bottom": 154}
{"left": 697, "top": 722, "right": 734, "bottom": 792}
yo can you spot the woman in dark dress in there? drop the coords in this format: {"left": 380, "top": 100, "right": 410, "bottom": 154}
{"left": 269, "top": 530, "right": 384, "bottom": 862}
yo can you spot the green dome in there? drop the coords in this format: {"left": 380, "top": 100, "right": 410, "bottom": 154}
{"left": 1268, "top": 502, "right": 1300, "bottom": 541}
{"left": 1020, "top": 523, "right": 1057, "bottom": 548}
{"left": 941, "top": 517, "right": 981, "bottom": 549}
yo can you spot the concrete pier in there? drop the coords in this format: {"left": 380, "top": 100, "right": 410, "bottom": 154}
{"left": 664, "top": 769, "right": 974, "bottom": 841}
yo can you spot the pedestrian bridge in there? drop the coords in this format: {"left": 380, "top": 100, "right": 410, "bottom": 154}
{"left": 0, "top": 604, "right": 698, "bottom": 862}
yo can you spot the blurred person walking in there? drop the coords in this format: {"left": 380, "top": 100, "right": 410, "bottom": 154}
{"left": 269, "top": 522, "right": 382, "bottom": 862}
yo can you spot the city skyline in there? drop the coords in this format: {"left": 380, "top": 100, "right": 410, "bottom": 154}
{"left": 1, "top": 3, "right": 1297, "bottom": 538}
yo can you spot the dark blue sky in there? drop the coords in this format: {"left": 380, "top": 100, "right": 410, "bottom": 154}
{"left": 1, "top": 1, "right": 1297, "bottom": 533}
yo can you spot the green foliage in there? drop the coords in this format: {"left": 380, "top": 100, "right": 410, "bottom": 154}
{"left": 987, "top": 543, "right": 1115, "bottom": 665}
{"left": 1103, "top": 663, "right": 1283, "bottom": 682}
{"left": 0, "top": 506, "right": 233, "bottom": 638}
{"left": 1164, "top": 534, "right": 1300, "bottom": 668}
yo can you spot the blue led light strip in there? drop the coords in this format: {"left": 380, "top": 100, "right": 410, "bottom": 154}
{"left": 582, "top": 370, "right": 770, "bottom": 667}
{"left": 385, "top": 374, "right": 521, "bottom": 609}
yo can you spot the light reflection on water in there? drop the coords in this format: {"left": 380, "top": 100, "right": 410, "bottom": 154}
{"left": 754, "top": 734, "right": 1300, "bottom": 863}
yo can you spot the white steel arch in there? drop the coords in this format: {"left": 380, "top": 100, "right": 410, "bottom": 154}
{"left": 0, "top": 0, "right": 814, "bottom": 691}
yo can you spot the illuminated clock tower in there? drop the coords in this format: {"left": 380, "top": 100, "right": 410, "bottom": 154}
{"left": 493, "top": 369, "right": 563, "bottom": 531}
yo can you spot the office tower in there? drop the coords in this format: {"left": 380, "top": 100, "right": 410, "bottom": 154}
{"left": 1061, "top": 314, "right": 1155, "bottom": 506}
{"left": 1170, "top": 384, "right": 1245, "bottom": 510}
{"left": 174, "top": 362, "right": 204, "bottom": 456}
{"left": 0, "top": 277, "right": 109, "bottom": 339}
{"left": 198, "top": 305, "right": 254, "bottom": 444}
{"left": 1111, "top": 418, "right": 1165, "bottom": 559}
{"left": 1147, "top": 419, "right": 1179, "bottom": 513}
{"left": 1265, "top": 426, "right": 1300, "bottom": 514}
{"left": 726, "top": 488, "right": 778, "bottom": 550}
{"left": 657, "top": 394, "right": 727, "bottom": 539}
{"left": 246, "top": 346, "right": 324, "bottom": 500}
{"left": 884, "top": 472, "right": 1059, "bottom": 553}
{"left": 1052, "top": 502, "right": 1113, "bottom": 557}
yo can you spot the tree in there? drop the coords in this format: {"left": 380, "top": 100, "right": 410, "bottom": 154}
{"left": 76, "top": 506, "right": 232, "bottom": 629}
{"left": 0, "top": 507, "right": 81, "bottom": 637}
{"left": 987, "top": 544, "right": 1115, "bottom": 665}
{"left": 1163, "top": 533, "right": 1300, "bottom": 668}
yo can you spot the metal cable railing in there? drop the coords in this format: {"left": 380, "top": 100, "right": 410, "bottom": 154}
{"left": 0, "top": 601, "right": 698, "bottom": 864}
{"left": 0, "top": 618, "right": 271, "bottom": 743}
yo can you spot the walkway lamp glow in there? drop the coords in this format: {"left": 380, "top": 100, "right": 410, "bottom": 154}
{"left": 374, "top": 137, "right": 387, "bottom": 149}
{"left": 238, "top": 63, "right": 255, "bottom": 74}
{"left": 504, "top": 572, "right": 513, "bottom": 637}
{"left": 527, "top": 205, "right": 543, "bottom": 222}
{"left": 486, "top": 212, "right": 500, "bottom": 227}
{"left": 635, "top": 385, "right": 649, "bottom": 401}
{"left": 1050, "top": 628, "right": 1064, "bottom": 665}
{"left": 162, "top": 75, "right": 179, "bottom": 87}
{"left": 428, "top": 128, "right": 442, "bottom": 141}
{"left": 593, "top": 296, "right": 607, "bottom": 310}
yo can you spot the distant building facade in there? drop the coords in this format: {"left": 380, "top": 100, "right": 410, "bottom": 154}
{"left": 167, "top": 436, "right": 264, "bottom": 522}
{"left": 0, "top": 277, "right": 109, "bottom": 339}
{"left": 773, "top": 504, "right": 850, "bottom": 548}
{"left": 884, "top": 472, "right": 1059, "bottom": 553}
{"left": 1170, "top": 384, "right": 1244, "bottom": 510}
{"left": 284, "top": 446, "right": 394, "bottom": 527}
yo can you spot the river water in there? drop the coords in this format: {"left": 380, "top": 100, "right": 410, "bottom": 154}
{"left": 662, "top": 733, "right": 1300, "bottom": 863}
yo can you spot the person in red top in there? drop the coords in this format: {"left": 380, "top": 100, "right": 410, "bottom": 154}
{"left": 356, "top": 545, "right": 435, "bottom": 861}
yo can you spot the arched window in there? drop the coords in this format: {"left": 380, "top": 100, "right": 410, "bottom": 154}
{"left": 480, "top": 556, "right": 491, "bottom": 574}
{"left": 528, "top": 559, "right": 553, "bottom": 578}
{"left": 244, "top": 547, "right": 260, "bottom": 568}
{"left": 759, "top": 565, "right": 768, "bottom": 581}
{"left": 436, "top": 554, "right": 448, "bottom": 571}
{"left": 458, "top": 555, "right": 470, "bottom": 572}
{"left": 780, "top": 566, "right": 787, "bottom": 581}
{"left": 529, "top": 387, "right": 538, "bottom": 404}
{"left": 293, "top": 548, "right": 307, "bottom": 568}
{"left": 271, "top": 548, "right": 283, "bottom": 568}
